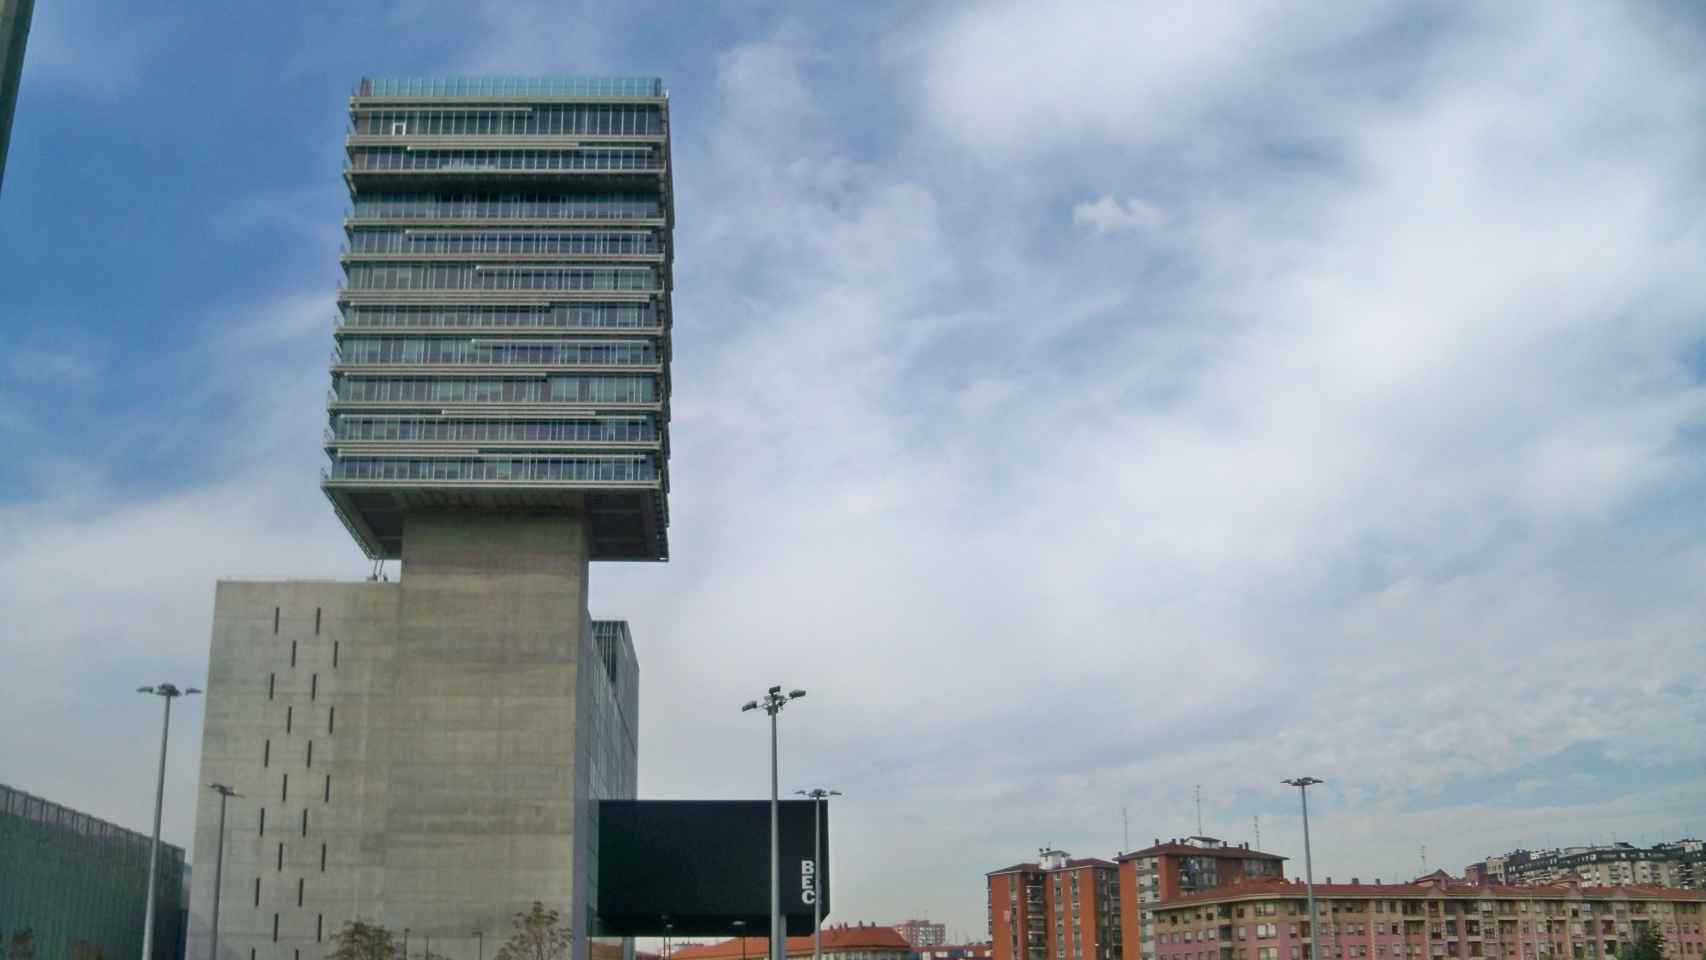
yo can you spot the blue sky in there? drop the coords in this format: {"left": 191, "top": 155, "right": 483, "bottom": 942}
{"left": 5, "top": 0, "right": 1706, "bottom": 941}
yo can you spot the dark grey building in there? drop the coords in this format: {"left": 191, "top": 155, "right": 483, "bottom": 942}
{"left": 0, "top": 782, "right": 187, "bottom": 960}
{"left": 186, "top": 76, "right": 666, "bottom": 960}
{"left": 0, "top": 0, "right": 34, "bottom": 191}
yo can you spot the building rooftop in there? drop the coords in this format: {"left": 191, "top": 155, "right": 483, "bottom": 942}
{"left": 1117, "top": 842, "right": 1286, "bottom": 862}
{"left": 670, "top": 925, "right": 911, "bottom": 960}
{"left": 1158, "top": 874, "right": 1706, "bottom": 907}
{"left": 356, "top": 75, "right": 664, "bottom": 98}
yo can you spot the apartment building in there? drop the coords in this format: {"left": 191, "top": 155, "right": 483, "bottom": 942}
{"left": 1467, "top": 843, "right": 1706, "bottom": 891}
{"left": 1151, "top": 875, "right": 1706, "bottom": 960}
{"left": 1120, "top": 837, "right": 1288, "bottom": 960}
{"left": 989, "top": 852, "right": 1122, "bottom": 960}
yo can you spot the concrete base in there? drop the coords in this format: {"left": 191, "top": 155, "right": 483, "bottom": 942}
{"left": 185, "top": 513, "right": 636, "bottom": 960}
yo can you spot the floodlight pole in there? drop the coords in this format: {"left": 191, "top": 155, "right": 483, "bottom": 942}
{"left": 795, "top": 789, "right": 841, "bottom": 960}
{"left": 138, "top": 682, "right": 200, "bottom": 960}
{"left": 208, "top": 783, "right": 241, "bottom": 960}
{"left": 1283, "top": 777, "right": 1325, "bottom": 960}
{"left": 743, "top": 686, "right": 806, "bottom": 960}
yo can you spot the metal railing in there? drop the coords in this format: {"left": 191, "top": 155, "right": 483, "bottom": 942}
{"left": 358, "top": 76, "right": 664, "bottom": 98}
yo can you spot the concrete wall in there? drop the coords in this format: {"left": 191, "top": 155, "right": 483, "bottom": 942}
{"left": 186, "top": 512, "right": 608, "bottom": 960}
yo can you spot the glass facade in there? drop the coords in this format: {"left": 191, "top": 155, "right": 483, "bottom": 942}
{"left": 325, "top": 76, "right": 674, "bottom": 561}
{"left": 0, "top": 783, "right": 187, "bottom": 960}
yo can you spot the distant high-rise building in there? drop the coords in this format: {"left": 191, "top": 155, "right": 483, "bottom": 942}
{"left": 897, "top": 919, "right": 950, "bottom": 948}
{"left": 989, "top": 851, "right": 1122, "bottom": 960}
{"left": 0, "top": 782, "right": 187, "bottom": 960}
{"left": 185, "top": 74, "right": 672, "bottom": 960}
{"left": 1465, "top": 841, "right": 1706, "bottom": 891}
{"left": 0, "top": 0, "right": 35, "bottom": 191}
{"left": 1117, "top": 836, "right": 1287, "bottom": 960}
{"left": 1151, "top": 873, "right": 1706, "bottom": 960}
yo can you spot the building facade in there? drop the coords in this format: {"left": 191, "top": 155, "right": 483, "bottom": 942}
{"left": 1151, "top": 876, "right": 1706, "bottom": 960}
{"left": 1120, "top": 838, "right": 1288, "bottom": 960}
{"left": 0, "top": 782, "right": 187, "bottom": 960}
{"left": 669, "top": 924, "right": 915, "bottom": 960}
{"left": 0, "top": 0, "right": 33, "bottom": 191}
{"left": 185, "top": 74, "right": 669, "bottom": 960}
{"left": 989, "top": 852, "right": 1122, "bottom": 960}
{"left": 1466, "top": 844, "right": 1706, "bottom": 892}
{"left": 897, "top": 921, "right": 949, "bottom": 948}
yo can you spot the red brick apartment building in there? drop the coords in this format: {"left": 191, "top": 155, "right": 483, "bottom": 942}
{"left": 1119, "top": 838, "right": 1290, "bottom": 960}
{"left": 1150, "top": 875, "right": 1706, "bottom": 960}
{"left": 990, "top": 851, "right": 1123, "bottom": 960}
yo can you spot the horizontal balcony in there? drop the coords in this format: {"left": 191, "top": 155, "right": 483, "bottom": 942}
{"left": 353, "top": 75, "right": 665, "bottom": 101}
{"left": 337, "top": 287, "right": 658, "bottom": 306}
{"left": 337, "top": 303, "right": 661, "bottom": 332}
{"left": 348, "top": 133, "right": 665, "bottom": 150}
{"left": 343, "top": 250, "right": 666, "bottom": 265}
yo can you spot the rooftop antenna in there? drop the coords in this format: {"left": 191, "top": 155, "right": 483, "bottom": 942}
{"left": 1195, "top": 785, "right": 1203, "bottom": 836}
{"left": 1123, "top": 806, "right": 1130, "bottom": 852}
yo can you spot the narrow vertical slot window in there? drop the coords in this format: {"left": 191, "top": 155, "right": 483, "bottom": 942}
{"left": 291, "top": 641, "right": 297, "bottom": 667}
{"left": 273, "top": 913, "right": 279, "bottom": 941}
{"left": 276, "top": 842, "right": 283, "bottom": 870}
{"left": 286, "top": 705, "right": 293, "bottom": 734}
{"left": 297, "top": 877, "right": 304, "bottom": 906}
{"left": 328, "top": 706, "right": 335, "bottom": 734}
{"left": 301, "top": 808, "right": 308, "bottom": 837}
{"left": 263, "top": 739, "right": 270, "bottom": 767}
{"left": 311, "top": 673, "right": 318, "bottom": 701}
{"left": 268, "top": 673, "right": 275, "bottom": 700}
{"left": 273, "top": 607, "right": 280, "bottom": 634}
{"left": 320, "top": 842, "right": 327, "bottom": 871}
{"left": 317, "top": 914, "right": 324, "bottom": 941}
{"left": 253, "top": 878, "right": 260, "bottom": 906}
{"left": 314, "top": 607, "right": 321, "bottom": 634}
{"left": 306, "top": 740, "right": 313, "bottom": 767}
{"left": 323, "top": 774, "right": 331, "bottom": 803}
{"left": 281, "top": 773, "right": 288, "bottom": 802}
{"left": 259, "top": 807, "right": 266, "bottom": 836}
{"left": 333, "top": 641, "right": 339, "bottom": 667}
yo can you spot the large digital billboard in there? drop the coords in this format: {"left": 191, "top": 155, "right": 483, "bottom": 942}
{"left": 596, "top": 800, "right": 831, "bottom": 936}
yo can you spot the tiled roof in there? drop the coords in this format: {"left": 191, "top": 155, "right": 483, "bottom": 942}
{"left": 1116, "top": 843, "right": 1286, "bottom": 863}
{"left": 670, "top": 926, "right": 912, "bottom": 960}
{"left": 1157, "top": 875, "right": 1706, "bottom": 906}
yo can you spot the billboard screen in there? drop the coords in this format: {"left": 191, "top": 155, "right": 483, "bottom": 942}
{"left": 596, "top": 800, "right": 831, "bottom": 936}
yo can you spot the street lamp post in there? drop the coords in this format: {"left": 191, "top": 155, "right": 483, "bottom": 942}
{"left": 1283, "top": 777, "right": 1325, "bottom": 960}
{"left": 137, "top": 682, "right": 200, "bottom": 960}
{"left": 742, "top": 686, "right": 806, "bottom": 960}
{"left": 734, "top": 919, "right": 748, "bottom": 960}
{"left": 794, "top": 789, "right": 840, "bottom": 960}
{"left": 208, "top": 784, "right": 241, "bottom": 960}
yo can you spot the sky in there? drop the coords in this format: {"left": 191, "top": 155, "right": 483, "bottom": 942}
{"left": 4, "top": 0, "right": 1706, "bottom": 943}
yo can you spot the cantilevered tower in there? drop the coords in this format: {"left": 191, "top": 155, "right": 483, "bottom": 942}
{"left": 323, "top": 74, "right": 672, "bottom": 561}
{"left": 185, "top": 77, "right": 666, "bottom": 960}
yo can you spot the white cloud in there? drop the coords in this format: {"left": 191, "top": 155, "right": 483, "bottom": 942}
{"left": 1073, "top": 195, "right": 1167, "bottom": 236}
{"left": 7, "top": 0, "right": 1706, "bottom": 943}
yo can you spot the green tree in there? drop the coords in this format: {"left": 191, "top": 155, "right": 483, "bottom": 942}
{"left": 326, "top": 920, "right": 400, "bottom": 960}
{"left": 1617, "top": 930, "right": 1666, "bottom": 960}
{"left": 6, "top": 929, "right": 35, "bottom": 960}
{"left": 494, "top": 902, "right": 571, "bottom": 960}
